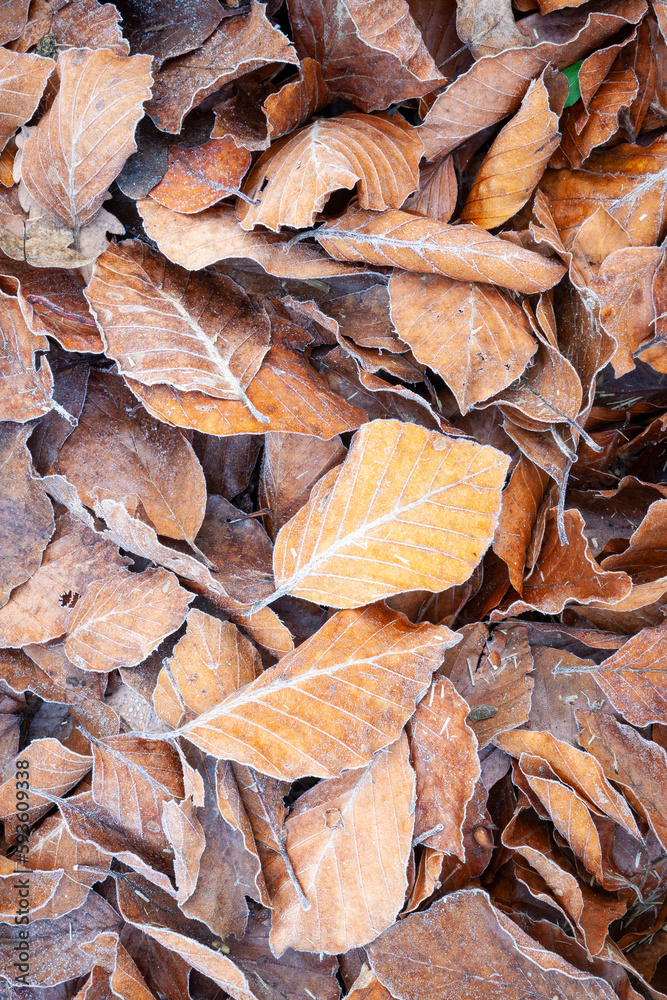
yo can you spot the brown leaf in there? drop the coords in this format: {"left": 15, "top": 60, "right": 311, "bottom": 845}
{"left": 0, "top": 738, "right": 91, "bottom": 825}
{"left": 0, "top": 49, "right": 53, "bottom": 153}
{"left": 262, "top": 57, "right": 329, "bottom": 142}
{"left": 178, "top": 602, "right": 457, "bottom": 780}
{"left": 419, "top": 0, "right": 647, "bottom": 159}
{"left": 577, "top": 709, "right": 667, "bottom": 850}
{"left": 149, "top": 138, "right": 252, "bottom": 214}
{"left": 126, "top": 341, "right": 367, "bottom": 440}
{"left": 259, "top": 431, "right": 346, "bottom": 539}
{"left": 456, "top": 0, "right": 529, "bottom": 59}
{"left": 54, "top": 370, "right": 208, "bottom": 546}
{"left": 86, "top": 240, "right": 271, "bottom": 422}
{"left": 528, "top": 647, "right": 616, "bottom": 745}
{"left": 0, "top": 286, "right": 57, "bottom": 422}
{"left": 0, "top": 423, "right": 54, "bottom": 607}
{"left": 601, "top": 497, "right": 667, "bottom": 583}
{"left": 401, "top": 155, "right": 458, "bottom": 223}
{"left": 285, "top": 0, "right": 443, "bottom": 112}
{"left": 138, "top": 198, "right": 363, "bottom": 278}
{"left": 517, "top": 752, "right": 623, "bottom": 890}
{"left": 502, "top": 808, "right": 626, "bottom": 955}
{"left": 493, "top": 456, "right": 549, "bottom": 594}
{"left": 368, "top": 887, "right": 621, "bottom": 999}
{"left": 14, "top": 0, "right": 129, "bottom": 56}
{"left": 0, "top": 0, "right": 29, "bottom": 46}
{"left": 62, "top": 566, "right": 193, "bottom": 673}
{"left": 558, "top": 59, "right": 639, "bottom": 169}
{"left": 574, "top": 622, "right": 667, "bottom": 725}
{"left": 21, "top": 48, "right": 152, "bottom": 232}
{"left": 407, "top": 674, "right": 479, "bottom": 856}
{"left": 266, "top": 733, "right": 415, "bottom": 956}
{"left": 388, "top": 272, "right": 537, "bottom": 412}
{"left": 237, "top": 113, "right": 422, "bottom": 232}
{"left": 316, "top": 208, "right": 566, "bottom": 294}
{"left": 147, "top": 1, "right": 298, "bottom": 133}
{"left": 265, "top": 419, "right": 509, "bottom": 609}
{"left": 0, "top": 512, "right": 129, "bottom": 647}
{"left": 495, "top": 729, "right": 640, "bottom": 836}
{"left": 121, "top": 0, "right": 223, "bottom": 68}
{"left": 446, "top": 624, "right": 534, "bottom": 747}
{"left": 542, "top": 136, "right": 667, "bottom": 248}
{"left": 154, "top": 608, "right": 262, "bottom": 729}
{"left": 461, "top": 74, "right": 561, "bottom": 229}
{"left": 588, "top": 246, "right": 662, "bottom": 377}
{"left": 0, "top": 892, "right": 121, "bottom": 987}
{"left": 520, "top": 509, "right": 633, "bottom": 613}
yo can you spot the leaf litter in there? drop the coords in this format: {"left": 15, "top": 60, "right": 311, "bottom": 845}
{"left": 2, "top": 1, "right": 667, "bottom": 998}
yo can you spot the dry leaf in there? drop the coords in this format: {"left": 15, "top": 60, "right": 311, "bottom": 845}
{"left": 178, "top": 602, "right": 458, "bottom": 780}
{"left": 407, "top": 674, "right": 479, "bottom": 856}
{"left": 0, "top": 49, "right": 54, "bottom": 152}
{"left": 62, "top": 567, "right": 193, "bottom": 673}
{"left": 53, "top": 370, "right": 208, "bottom": 546}
{"left": 237, "top": 112, "right": 422, "bottom": 232}
{"left": 286, "top": 0, "right": 443, "bottom": 111}
{"left": 149, "top": 138, "right": 252, "bottom": 214}
{"left": 0, "top": 423, "right": 54, "bottom": 607}
{"left": 316, "top": 207, "right": 567, "bottom": 294}
{"left": 0, "top": 286, "right": 57, "bottom": 422}
{"left": 21, "top": 48, "right": 152, "bottom": 232}
{"left": 388, "top": 272, "right": 537, "bottom": 412}
{"left": 460, "top": 74, "right": 561, "bottom": 229}
{"left": 268, "top": 419, "right": 509, "bottom": 608}
{"left": 266, "top": 733, "right": 415, "bottom": 956}
{"left": 86, "top": 240, "right": 271, "bottom": 421}
{"left": 137, "top": 198, "right": 363, "bottom": 278}
{"left": 146, "top": 1, "right": 298, "bottom": 133}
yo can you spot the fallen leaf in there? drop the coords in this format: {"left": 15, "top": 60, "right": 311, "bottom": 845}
{"left": 258, "top": 431, "right": 346, "bottom": 539}
{"left": 316, "top": 208, "right": 567, "bottom": 294}
{"left": 85, "top": 240, "right": 271, "bottom": 421}
{"left": 460, "top": 74, "right": 562, "bottom": 229}
{"left": 120, "top": 0, "right": 224, "bottom": 68}
{"left": 266, "top": 733, "right": 415, "bottom": 956}
{"left": 138, "top": 198, "right": 363, "bottom": 278}
{"left": 63, "top": 566, "right": 193, "bottom": 673}
{"left": 388, "top": 272, "right": 537, "bottom": 412}
{"left": 146, "top": 1, "right": 298, "bottom": 133}
{"left": 53, "top": 369, "right": 208, "bottom": 547}
{"left": 368, "top": 887, "right": 621, "bottom": 999}
{"left": 0, "top": 423, "right": 54, "bottom": 607}
{"left": 149, "top": 138, "right": 252, "bottom": 214}
{"left": 178, "top": 602, "right": 457, "bottom": 780}
{"left": 21, "top": 48, "right": 152, "bottom": 232}
{"left": 407, "top": 674, "right": 479, "bottom": 856}
{"left": 286, "top": 0, "right": 443, "bottom": 111}
{"left": 0, "top": 738, "right": 91, "bottom": 825}
{"left": 0, "top": 49, "right": 54, "bottom": 152}
{"left": 237, "top": 112, "right": 422, "bottom": 232}
{"left": 456, "top": 0, "right": 529, "bottom": 60}
{"left": 0, "top": 285, "right": 57, "bottom": 422}
{"left": 577, "top": 709, "right": 667, "bottom": 849}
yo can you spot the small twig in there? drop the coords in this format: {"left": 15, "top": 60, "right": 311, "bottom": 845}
{"left": 413, "top": 824, "right": 443, "bottom": 846}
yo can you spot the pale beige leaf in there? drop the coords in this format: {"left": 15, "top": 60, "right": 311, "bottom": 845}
{"left": 178, "top": 602, "right": 458, "bottom": 780}
{"left": 137, "top": 198, "right": 363, "bottom": 278}
{"left": 63, "top": 567, "right": 193, "bottom": 673}
{"left": 237, "top": 112, "right": 421, "bottom": 232}
{"left": 267, "top": 419, "right": 509, "bottom": 609}
{"left": 21, "top": 48, "right": 152, "bottom": 230}
{"left": 85, "top": 240, "right": 271, "bottom": 421}
{"left": 388, "top": 271, "right": 537, "bottom": 412}
{"left": 267, "top": 733, "right": 415, "bottom": 956}
{"left": 316, "top": 208, "right": 566, "bottom": 294}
